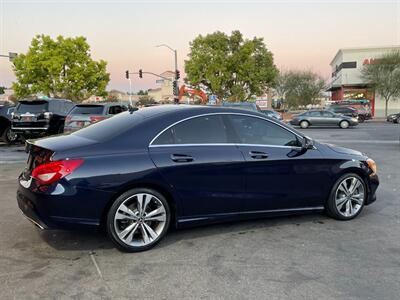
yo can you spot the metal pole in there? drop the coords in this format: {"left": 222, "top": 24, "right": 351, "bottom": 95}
{"left": 129, "top": 78, "right": 132, "bottom": 107}
{"left": 174, "top": 49, "right": 178, "bottom": 73}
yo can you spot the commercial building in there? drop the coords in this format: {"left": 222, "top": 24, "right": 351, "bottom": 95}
{"left": 327, "top": 46, "right": 400, "bottom": 117}
{"left": 147, "top": 71, "right": 175, "bottom": 103}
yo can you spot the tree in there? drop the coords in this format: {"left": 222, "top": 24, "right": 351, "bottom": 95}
{"left": 0, "top": 86, "right": 5, "bottom": 94}
{"left": 12, "top": 35, "right": 110, "bottom": 101}
{"left": 362, "top": 51, "right": 400, "bottom": 117}
{"left": 136, "top": 95, "right": 156, "bottom": 107}
{"left": 284, "top": 71, "right": 326, "bottom": 108}
{"left": 137, "top": 90, "right": 148, "bottom": 96}
{"left": 185, "top": 30, "right": 278, "bottom": 101}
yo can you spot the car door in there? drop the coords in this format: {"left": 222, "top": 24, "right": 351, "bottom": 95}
{"left": 226, "top": 114, "right": 325, "bottom": 213}
{"left": 308, "top": 111, "right": 324, "bottom": 125}
{"left": 149, "top": 114, "right": 245, "bottom": 219}
{"left": 321, "top": 111, "right": 340, "bottom": 126}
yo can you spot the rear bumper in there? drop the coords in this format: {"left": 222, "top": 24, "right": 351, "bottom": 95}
{"left": 17, "top": 192, "right": 48, "bottom": 230}
{"left": 17, "top": 177, "right": 114, "bottom": 231}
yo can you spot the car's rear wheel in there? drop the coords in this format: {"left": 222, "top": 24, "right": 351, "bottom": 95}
{"left": 1, "top": 126, "right": 18, "bottom": 144}
{"left": 339, "top": 120, "right": 350, "bottom": 129}
{"left": 300, "top": 120, "right": 309, "bottom": 129}
{"left": 357, "top": 115, "right": 365, "bottom": 123}
{"left": 326, "top": 173, "right": 366, "bottom": 220}
{"left": 107, "top": 188, "right": 170, "bottom": 252}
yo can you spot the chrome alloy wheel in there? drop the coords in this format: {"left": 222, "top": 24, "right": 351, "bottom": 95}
{"left": 113, "top": 193, "right": 167, "bottom": 247}
{"left": 335, "top": 176, "right": 365, "bottom": 217}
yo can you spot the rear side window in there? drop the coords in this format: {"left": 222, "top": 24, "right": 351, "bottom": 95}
{"left": 108, "top": 105, "right": 124, "bottom": 115}
{"left": 228, "top": 115, "right": 300, "bottom": 147}
{"left": 153, "top": 115, "right": 228, "bottom": 145}
{"left": 70, "top": 105, "right": 104, "bottom": 115}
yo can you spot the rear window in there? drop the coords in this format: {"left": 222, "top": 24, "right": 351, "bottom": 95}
{"left": 72, "top": 111, "right": 142, "bottom": 141}
{"left": 17, "top": 101, "right": 48, "bottom": 113}
{"left": 70, "top": 105, "right": 104, "bottom": 115}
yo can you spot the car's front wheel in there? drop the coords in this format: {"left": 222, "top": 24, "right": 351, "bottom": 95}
{"left": 1, "top": 126, "right": 19, "bottom": 144}
{"left": 107, "top": 188, "right": 170, "bottom": 252}
{"left": 326, "top": 173, "right": 366, "bottom": 220}
{"left": 339, "top": 120, "right": 350, "bottom": 129}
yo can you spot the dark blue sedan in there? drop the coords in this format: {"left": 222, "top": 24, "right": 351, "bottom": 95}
{"left": 17, "top": 105, "right": 379, "bottom": 252}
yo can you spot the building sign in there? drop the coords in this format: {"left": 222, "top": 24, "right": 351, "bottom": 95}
{"left": 208, "top": 94, "right": 217, "bottom": 105}
{"left": 363, "top": 58, "right": 381, "bottom": 65}
{"left": 256, "top": 100, "right": 268, "bottom": 107}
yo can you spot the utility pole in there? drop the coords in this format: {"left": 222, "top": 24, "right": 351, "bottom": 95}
{"left": 125, "top": 70, "right": 133, "bottom": 107}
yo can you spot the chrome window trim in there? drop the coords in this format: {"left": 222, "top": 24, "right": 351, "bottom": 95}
{"left": 148, "top": 112, "right": 304, "bottom": 148}
{"left": 149, "top": 143, "right": 302, "bottom": 150}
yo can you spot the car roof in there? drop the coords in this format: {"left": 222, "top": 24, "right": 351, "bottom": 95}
{"left": 18, "top": 98, "right": 73, "bottom": 104}
{"left": 76, "top": 102, "right": 125, "bottom": 107}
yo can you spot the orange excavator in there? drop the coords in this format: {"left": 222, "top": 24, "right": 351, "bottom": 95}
{"left": 178, "top": 85, "right": 208, "bottom": 104}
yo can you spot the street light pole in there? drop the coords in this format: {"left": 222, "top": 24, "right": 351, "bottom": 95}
{"left": 156, "top": 44, "right": 179, "bottom": 103}
{"left": 128, "top": 78, "right": 132, "bottom": 106}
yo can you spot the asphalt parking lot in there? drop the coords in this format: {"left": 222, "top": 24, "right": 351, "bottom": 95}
{"left": 1, "top": 122, "right": 399, "bottom": 299}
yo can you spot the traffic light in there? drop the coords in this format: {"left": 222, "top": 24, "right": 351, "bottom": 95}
{"left": 173, "top": 81, "right": 179, "bottom": 96}
{"left": 139, "top": 69, "right": 143, "bottom": 78}
{"left": 125, "top": 70, "right": 129, "bottom": 79}
{"left": 175, "top": 69, "right": 180, "bottom": 80}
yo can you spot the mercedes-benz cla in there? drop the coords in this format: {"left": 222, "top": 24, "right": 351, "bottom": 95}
{"left": 17, "top": 105, "right": 379, "bottom": 252}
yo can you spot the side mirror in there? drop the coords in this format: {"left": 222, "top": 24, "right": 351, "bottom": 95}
{"left": 302, "top": 136, "right": 314, "bottom": 150}
{"left": 287, "top": 136, "right": 314, "bottom": 158}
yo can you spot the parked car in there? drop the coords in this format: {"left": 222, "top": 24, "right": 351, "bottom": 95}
{"left": 261, "top": 109, "right": 283, "bottom": 121}
{"left": 328, "top": 105, "right": 371, "bottom": 122}
{"left": 17, "top": 105, "right": 379, "bottom": 252}
{"left": 0, "top": 103, "right": 18, "bottom": 144}
{"left": 64, "top": 103, "right": 127, "bottom": 133}
{"left": 222, "top": 101, "right": 260, "bottom": 111}
{"left": 11, "top": 99, "right": 74, "bottom": 139}
{"left": 387, "top": 112, "right": 400, "bottom": 123}
{"left": 327, "top": 106, "right": 358, "bottom": 118}
{"left": 290, "top": 110, "right": 359, "bottom": 129}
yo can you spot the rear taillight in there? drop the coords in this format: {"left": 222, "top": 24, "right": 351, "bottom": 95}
{"left": 89, "top": 116, "right": 106, "bottom": 123}
{"left": 31, "top": 159, "right": 84, "bottom": 185}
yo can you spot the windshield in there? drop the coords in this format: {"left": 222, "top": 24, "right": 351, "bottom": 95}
{"left": 70, "top": 105, "right": 104, "bottom": 115}
{"left": 17, "top": 101, "right": 48, "bottom": 113}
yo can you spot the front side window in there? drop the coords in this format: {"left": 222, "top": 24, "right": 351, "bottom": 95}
{"left": 308, "top": 111, "right": 321, "bottom": 117}
{"left": 321, "top": 111, "right": 335, "bottom": 117}
{"left": 228, "top": 115, "right": 300, "bottom": 147}
{"left": 152, "top": 115, "right": 228, "bottom": 145}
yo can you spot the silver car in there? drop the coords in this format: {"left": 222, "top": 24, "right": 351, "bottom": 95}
{"left": 64, "top": 103, "right": 127, "bottom": 133}
{"left": 289, "top": 110, "right": 359, "bottom": 129}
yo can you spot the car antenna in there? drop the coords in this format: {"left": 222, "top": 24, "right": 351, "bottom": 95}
{"left": 128, "top": 104, "right": 138, "bottom": 114}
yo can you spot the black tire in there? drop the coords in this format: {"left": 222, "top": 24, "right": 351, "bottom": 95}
{"left": 395, "top": 117, "right": 400, "bottom": 124}
{"left": 1, "top": 126, "right": 19, "bottom": 144}
{"left": 326, "top": 173, "right": 366, "bottom": 221}
{"left": 339, "top": 120, "right": 350, "bottom": 129}
{"left": 300, "top": 120, "right": 309, "bottom": 129}
{"left": 357, "top": 115, "right": 365, "bottom": 123}
{"left": 106, "top": 188, "right": 171, "bottom": 252}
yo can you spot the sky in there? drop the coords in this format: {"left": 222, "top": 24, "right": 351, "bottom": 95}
{"left": 0, "top": 0, "right": 399, "bottom": 93}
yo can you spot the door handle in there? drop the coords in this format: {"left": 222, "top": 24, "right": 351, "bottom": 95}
{"left": 170, "top": 154, "right": 194, "bottom": 163}
{"left": 249, "top": 151, "right": 269, "bottom": 159}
